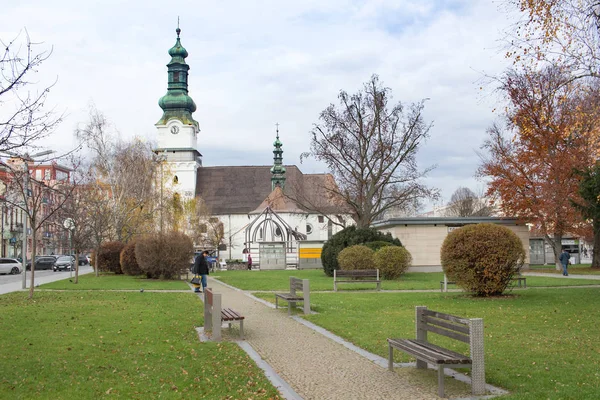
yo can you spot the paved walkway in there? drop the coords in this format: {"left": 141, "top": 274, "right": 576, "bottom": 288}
{"left": 522, "top": 271, "right": 600, "bottom": 280}
{"left": 204, "top": 277, "right": 474, "bottom": 400}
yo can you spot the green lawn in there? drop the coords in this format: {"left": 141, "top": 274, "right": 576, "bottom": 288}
{"left": 253, "top": 289, "right": 600, "bottom": 399}
{"left": 40, "top": 273, "right": 190, "bottom": 290}
{"left": 213, "top": 269, "right": 600, "bottom": 291}
{"left": 0, "top": 290, "right": 279, "bottom": 399}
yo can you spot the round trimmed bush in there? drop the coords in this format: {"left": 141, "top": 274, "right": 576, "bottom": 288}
{"left": 135, "top": 231, "right": 193, "bottom": 279}
{"left": 364, "top": 241, "right": 395, "bottom": 252}
{"left": 337, "top": 245, "right": 374, "bottom": 270}
{"left": 373, "top": 246, "right": 412, "bottom": 279}
{"left": 120, "top": 240, "right": 143, "bottom": 276}
{"left": 97, "top": 241, "right": 125, "bottom": 274}
{"left": 321, "top": 226, "right": 402, "bottom": 276}
{"left": 441, "top": 223, "right": 525, "bottom": 296}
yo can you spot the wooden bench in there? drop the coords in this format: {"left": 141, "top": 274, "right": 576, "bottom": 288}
{"left": 275, "top": 277, "right": 310, "bottom": 315}
{"left": 387, "top": 306, "right": 485, "bottom": 398}
{"left": 203, "top": 288, "right": 244, "bottom": 341}
{"left": 511, "top": 276, "right": 527, "bottom": 288}
{"left": 333, "top": 269, "right": 381, "bottom": 291}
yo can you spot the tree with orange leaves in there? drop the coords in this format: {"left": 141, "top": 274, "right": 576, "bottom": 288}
{"left": 478, "top": 66, "right": 600, "bottom": 270}
{"left": 505, "top": 0, "right": 600, "bottom": 81}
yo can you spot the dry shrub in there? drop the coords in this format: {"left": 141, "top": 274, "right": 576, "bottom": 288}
{"left": 98, "top": 241, "right": 125, "bottom": 274}
{"left": 135, "top": 231, "right": 193, "bottom": 279}
{"left": 373, "top": 246, "right": 412, "bottom": 279}
{"left": 120, "top": 240, "right": 143, "bottom": 276}
{"left": 337, "top": 245, "right": 374, "bottom": 270}
{"left": 441, "top": 223, "right": 525, "bottom": 296}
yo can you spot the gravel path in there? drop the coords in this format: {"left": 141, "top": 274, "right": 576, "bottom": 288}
{"left": 205, "top": 277, "right": 468, "bottom": 400}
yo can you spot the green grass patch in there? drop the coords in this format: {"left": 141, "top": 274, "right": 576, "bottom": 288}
{"left": 213, "top": 269, "right": 599, "bottom": 291}
{"left": 255, "top": 289, "right": 600, "bottom": 399}
{"left": 40, "top": 273, "right": 189, "bottom": 290}
{"left": 0, "top": 291, "right": 279, "bottom": 399}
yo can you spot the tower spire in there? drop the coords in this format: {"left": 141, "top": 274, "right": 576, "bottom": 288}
{"left": 271, "top": 123, "right": 286, "bottom": 190}
{"left": 156, "top": 24, "right": 198, "bottom": 127}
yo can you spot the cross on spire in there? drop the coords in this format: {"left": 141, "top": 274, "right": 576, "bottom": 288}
{"left": 176, "top": 17, "right": 181, "bottom": 37}
{"left": 275, "top": 122, "right": 280, "bottom": 138}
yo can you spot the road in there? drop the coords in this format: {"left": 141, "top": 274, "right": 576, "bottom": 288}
{"left": 0, "top": 265, "right": 94, "bottom": 295}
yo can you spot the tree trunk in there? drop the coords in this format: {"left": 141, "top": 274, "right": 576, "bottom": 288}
{"left": 592, "top": 222, "right": 600, "bottom": 269}
{"left": 95, "top": 246, "right": 100, "bottom": 277}
{"left": 28, "top": 226, "right": 37, "bottom": 299}
{"left": 546, "top": 233, "right": 563, "bottom": 271}
{"left": 74, "top": 250, "right": 80, "bottom": 284}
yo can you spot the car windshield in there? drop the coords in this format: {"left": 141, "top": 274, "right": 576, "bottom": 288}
{"left": 57, "top": 256, "right": 71, "bottom": 262}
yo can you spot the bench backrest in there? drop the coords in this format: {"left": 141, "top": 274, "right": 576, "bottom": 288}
{"left": 414, "top": 306, "right": 486, "bottom": 395}
{"left": 334, "top": 269, "right": 379, "bottom": 279}
{"left": 205, "top": 287, "right": 214, "bottom": 307}
{"left": 289, "top": 276, "right": 309, "bottom": 295}
{"left": 417, "top": 306, "right": 472, "bottom": 343}
{"left": 204, "top": 288, "right": 223, "bottom": 340}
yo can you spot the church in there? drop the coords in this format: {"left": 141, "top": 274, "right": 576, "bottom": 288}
{"left": 153, "top": 27, "right": 352, "bottom": 269}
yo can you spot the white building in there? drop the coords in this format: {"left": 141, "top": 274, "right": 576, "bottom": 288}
{"left": 155, "top": 27, "right": 352, "bottom": 267}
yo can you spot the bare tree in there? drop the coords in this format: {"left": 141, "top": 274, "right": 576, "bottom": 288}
{"left": 2, "top": 157, "right": 77, "bottom": 298}
{"left": 180, "top": 197, "right": 225, "bottom": 251}
{"left": 76, "top": 106, "right": 158, "bottom": 242}
{"left": 445, "top": 187, "right": 496, "bottom": 217}
{"left": 302, "top": 74, "right": 438, "bottom": 227}
{"left": 1, "top": 30, "right": 62, "bottom": 153}
{"left": 56, "top": 162, "right": 98, "bottom": 283}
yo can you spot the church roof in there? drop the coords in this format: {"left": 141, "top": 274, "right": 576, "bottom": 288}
{"left": 251, "top": 186, "right": 306, "bottom": 214}
{"left": 196, "top": 165, "right": 350, "bottom": 215}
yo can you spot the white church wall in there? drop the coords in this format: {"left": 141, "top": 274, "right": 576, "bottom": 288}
{"left": 216, "top": 211, "right": 353, "bottom": 265}
{"left": 218, "top": 214, "right": 250, "bottom": 261}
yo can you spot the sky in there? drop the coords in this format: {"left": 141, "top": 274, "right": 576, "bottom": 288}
{"left": 2, "top": 0, "right": 519, "bottom": 211}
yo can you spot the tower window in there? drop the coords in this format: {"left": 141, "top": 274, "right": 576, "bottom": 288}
{"left": 173, "top": 71, "right": 180, "bottom": 82}
{"left": 306, "top": 224, "right": 313, "bottom": 235}
{"left": 318, "top": 216, "right": 324, "bottom": 223}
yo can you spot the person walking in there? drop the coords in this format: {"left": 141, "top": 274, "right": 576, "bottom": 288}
{"left": 247, "top": 253, "right": 252, "bottom": 270}
{"left": 193, "top": 251, "right": 210, "bottom": 292}
{"left": 559, "top": 249, "right": 570, "bottom": 276}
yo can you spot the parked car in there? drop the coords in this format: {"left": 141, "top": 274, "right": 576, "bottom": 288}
{"left": 53, "top": 256, "right": 75, "bottom": 272}
{"left": 26, "top": 256, "right": 57, "bottom": 271}
{"left": 0, "top": 258, "right": 22, "bottom": 275}
{"left": 70, "top": 254, "right": 89, "bottom": 266}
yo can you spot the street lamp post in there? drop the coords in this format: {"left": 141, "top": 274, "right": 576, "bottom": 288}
{"left": 21, "top": 150, "right": 53, "bottom": 289}
{"left": 64, "top": 218, "right": 75, "bottom": 278}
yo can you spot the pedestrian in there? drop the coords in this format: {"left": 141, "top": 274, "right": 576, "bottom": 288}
{"left": 247, "top": 253, "right": 252, "bottom": 270}
{"left": 193, "top": 250, "right": 210, "bottom": 292}
{"left": 559, "top": 249, "right": 570, "bottom": 276}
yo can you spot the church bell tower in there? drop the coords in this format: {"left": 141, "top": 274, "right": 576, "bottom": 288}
{"left": 155, "top": 25, "right": 201, "bottom": 199}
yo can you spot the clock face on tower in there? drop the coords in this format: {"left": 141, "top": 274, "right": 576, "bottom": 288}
{"left": 170, "top": 125, "right": 179, "bottom": 134}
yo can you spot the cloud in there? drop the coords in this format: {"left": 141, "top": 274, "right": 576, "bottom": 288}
{"left": 2, "top": 0, "right": 513, "bottom": 209}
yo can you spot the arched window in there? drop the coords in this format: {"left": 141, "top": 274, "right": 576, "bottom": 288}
{"left": 306, "top": 224, "right": 313, "bottom": 235}
{"left": 173, "top": 175, "right": 179, "bottom": 184}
